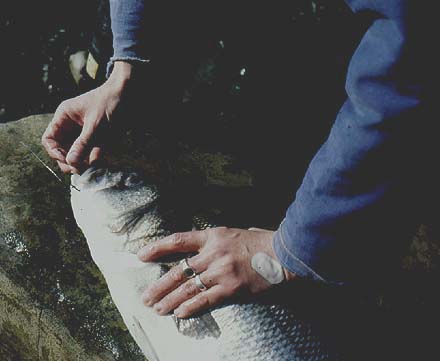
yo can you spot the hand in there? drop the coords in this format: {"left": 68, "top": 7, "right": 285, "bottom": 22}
{"left": 137, "top": 227, "right": 296, "bottom": 318}
{"left": 41, "top": 62, "right": 133, "bottom": 173}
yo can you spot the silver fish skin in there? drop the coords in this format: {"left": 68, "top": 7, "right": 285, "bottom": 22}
{"left": 70, "top": 167, "right": 339, "bottom": 361}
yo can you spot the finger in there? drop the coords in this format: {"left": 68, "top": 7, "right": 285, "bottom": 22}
{"left": 66, "top": 121, "right": 95, "bottom": 168}
{"left": 88, "top": 146, "right": 102, "bottom": 165}
{"left": 57, "top": 160, "right": 76, "bottom": 174}
{"left": 151, "top": 272, "right": 216, "bottom": 316}
{"left": 173, "top": 285, "right": 228, "bottom": 318}
{"left": 47, "top": 103, "right": 80, "bottom": 140}
{"left": 41, "top": 140, "right": 67, "bottom": 163}
{"left": 141, "top": 255, "right": 206, "bottom": 307}
{"left": 42, "top": 109, "right": 78, "bottom": 162}
{"left": 41, "top": 125, "right": 67, "bottom": 163}
{"left": 137, "top": 230, "right": 209, "bottom": 262}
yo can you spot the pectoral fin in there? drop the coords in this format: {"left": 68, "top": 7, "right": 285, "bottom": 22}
{"left": 172, "top": 313, "right": 221, "bottom": 339}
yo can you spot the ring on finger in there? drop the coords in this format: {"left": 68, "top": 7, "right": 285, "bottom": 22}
{"left": 194, "top": 274, "right": 208, "bottom": 291}
{"left": 180, "top": 258, "right": 196, "bottom": 279}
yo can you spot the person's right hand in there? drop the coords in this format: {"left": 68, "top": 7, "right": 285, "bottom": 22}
{"left": 42, "top": 61, "right": 133, "bottom": 174}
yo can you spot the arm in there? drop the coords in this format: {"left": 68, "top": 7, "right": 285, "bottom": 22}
{"left": 107, "top": 0, "right": 150, "bottom": 77}
{"left": 42, "top": 0, "right": 147, "bottom": 172}
{"left": 273, "top": 1, "right": 429, "bottom": 284}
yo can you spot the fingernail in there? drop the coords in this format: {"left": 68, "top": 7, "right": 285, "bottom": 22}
{"left": 56, "top": 148, "right": 66, "bottom": 157}
{"left": 145, "top": 299, "right": 154, "bottom": 307}
{"left": 142, "top": 292, "right": 153, "bottom": 307}
{"left": 153, "top": 303, "right": 163, "bottom": 314}
{"left": 174, "top": 307, "right": 183, "bottom": 318}
{"left": 137, "top": 247, "right": 150, "bottom": 260}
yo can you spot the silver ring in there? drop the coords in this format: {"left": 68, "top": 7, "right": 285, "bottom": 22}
{"left": 180, "top": 258, "right": 196, "bottom": 279}
{"left": 194, "top": 274, "right": 208, "bottom": 291}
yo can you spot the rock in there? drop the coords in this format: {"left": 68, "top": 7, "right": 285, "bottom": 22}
{"left": 0, "top": 267, "right": 113, "bottom": 361}
{"left": 0, "top": 114, "right": 145, "bottom": 361}
{"left": 0, "top": 114, "right": 55, "bottom": 234}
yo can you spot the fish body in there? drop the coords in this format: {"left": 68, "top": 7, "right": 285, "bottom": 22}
{"left": 71, "top": 167, "right": 338, "bottom": 361}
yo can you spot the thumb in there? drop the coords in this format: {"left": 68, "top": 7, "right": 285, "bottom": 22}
{"left": 66, "top": 122, "right": 95, "bottom": 168}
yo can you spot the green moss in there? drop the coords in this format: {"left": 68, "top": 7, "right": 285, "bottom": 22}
{"left": 188, "top": 150, "right": 253, "bottom": 187}
{"left": 1, "top": 116, "right": 144, "bottom": 360}
{"left": 0, "top": 321, "right": 35, "bottom": 361}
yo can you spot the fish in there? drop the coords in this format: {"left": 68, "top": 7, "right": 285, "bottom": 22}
{"left": 70, "top": 166, "right": 340, "bottom": 361}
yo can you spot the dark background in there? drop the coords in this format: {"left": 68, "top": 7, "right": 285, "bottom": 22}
{"left": 0, "top": 1, "right": 367, "bottom": 124}
{"left": 0, "top": 0, "right": 372, "bottom": 223}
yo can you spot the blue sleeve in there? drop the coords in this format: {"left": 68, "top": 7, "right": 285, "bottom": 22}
{"left": 107, "top": 0, "right": 150, "bottom": 76}
{"left": 273, "top": 0, "right": 430, "bottom": 284}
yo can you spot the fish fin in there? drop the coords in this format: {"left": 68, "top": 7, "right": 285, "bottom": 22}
{"left": 172, "top": 312, "right": 221, "bottom": 339}
{"left": 132, "top": 316, "right": 161, "bottom": 361}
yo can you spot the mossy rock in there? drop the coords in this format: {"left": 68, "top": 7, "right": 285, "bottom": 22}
{"left": 0, "top": 114, "right": 143, "bottom": 360}
{"left": 0, "top": 268, "right": 113, "bottom": 361}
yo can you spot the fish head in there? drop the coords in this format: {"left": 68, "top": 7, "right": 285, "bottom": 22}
{"left": 71, "top": 166, "right": 169, "bottom": 256}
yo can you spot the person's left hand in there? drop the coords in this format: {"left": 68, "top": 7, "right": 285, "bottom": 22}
{"left": 137, "top": 227, "right": 296, "bottom": 318}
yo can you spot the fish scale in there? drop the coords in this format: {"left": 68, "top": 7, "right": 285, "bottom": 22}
{"left": 213, "top": 303, "right": 333, "bottom": 360}
{"left": 70, "top": 167, "right": 340, "bottom": 360}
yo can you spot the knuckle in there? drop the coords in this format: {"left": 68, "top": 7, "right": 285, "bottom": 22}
{"left": 58, "top": 100, "right": 70, "bottom": 113}
{"left": 222, "top": 254, "right": 235, "bottom": 267}
{"left": 171, "top": 268, "right": 183, "bottom": 283}
{"left": 171, "top": 233, "right": 186, "bottom": 248}
{"left": 213, "top": 226, "right": 228, "bottom": 236}
{"left": 183, "top": 281, "right": 197, "bottom": 297}
{"left": 197, "top": 295, "right": 210, "bottom": 308}
{"left": 188, "top": 255, "right": 201, "bottom": 271}
{"left": 223, "top": 262, "right": 235, "bottom": 275}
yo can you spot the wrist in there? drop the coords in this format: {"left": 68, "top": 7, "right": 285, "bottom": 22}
{"left": 106, "top": 61, "right": 133, "bottom": 91}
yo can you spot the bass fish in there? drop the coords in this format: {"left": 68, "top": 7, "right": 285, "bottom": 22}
{"left": 70, "top": 167, "right": 339, "bottom": 361}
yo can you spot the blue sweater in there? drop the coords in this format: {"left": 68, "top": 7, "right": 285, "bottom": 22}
{"left": 109, "top": 0, "right": 431, "bottom": 284}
